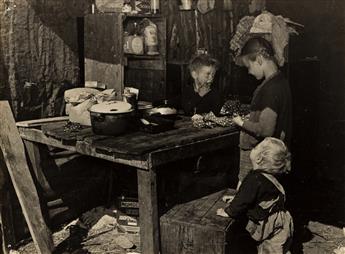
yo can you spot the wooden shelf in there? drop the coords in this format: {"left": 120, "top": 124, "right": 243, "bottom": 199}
{"left": 167, "top": 60, "right": 189, "bottom": 65}
{"left": 123, "top": 13, "right": 162, "bottom": 19}
{"left": 125, "top": 54, "right": 161, "bottom": 60}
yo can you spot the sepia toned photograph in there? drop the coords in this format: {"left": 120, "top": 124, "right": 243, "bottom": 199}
{"left": 0, "top": 0, "right": 344, "bottom": 253}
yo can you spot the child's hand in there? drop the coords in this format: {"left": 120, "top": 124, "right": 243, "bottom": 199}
{"left": 216, "top": 208, "right": 229, "bottom": 217}
{"left": 222, "top": 195, "right": 235, "bottom": 203}
{"left": 232, "top": 115, "right": 244, "bottom": 127}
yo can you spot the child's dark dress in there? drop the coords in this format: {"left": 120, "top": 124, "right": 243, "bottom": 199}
{"left": 181, "top": 84, "right": 223, "bottom": 116}
{"left": 225, "top": 170, "right": 293, "bottom": 254}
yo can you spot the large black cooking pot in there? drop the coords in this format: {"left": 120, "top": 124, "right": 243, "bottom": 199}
{"left": 89, "top": 101, "right": 136, "bottom": 135}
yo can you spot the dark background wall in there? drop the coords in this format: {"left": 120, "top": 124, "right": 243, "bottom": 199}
{"left": 266, "top": 0, "right": 345, "bottom": 180}
{"left": 265, "top": 0, "right": 345, "bottom": 229}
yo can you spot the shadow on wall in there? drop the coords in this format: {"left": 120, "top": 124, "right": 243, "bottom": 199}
{"left": 0, "top": 0, "right": 92, "bottom": 118}
{"left": 0, "top": 48, "right": 11, "bottom": 102}
{"left": 27, "top": 0, "right": 92, "bottom": 53}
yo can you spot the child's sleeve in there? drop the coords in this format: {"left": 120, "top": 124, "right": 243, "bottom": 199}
{"left": 242, "top": 86, "right": 280, "bottom": 137}
{"left": 210, "top": 89, "right": 224, "bottom": 116}
{"left": 224, "top": 173, "right": 258, "bottom": 218}
{"left": 181, "top": 86, "right": 201, "bottom": 116}
{"left": 242, "top": 107, "right": 277, "bottom": 137}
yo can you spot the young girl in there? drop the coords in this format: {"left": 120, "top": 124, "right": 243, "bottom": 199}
{"left": 232, "top": 37, "right": 292, "bottom": 188}
{"left": 217, "top": 137, "right": 293, "bottom": 254}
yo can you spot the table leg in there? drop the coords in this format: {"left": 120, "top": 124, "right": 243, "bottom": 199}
{"left": 23, "top": 141, "right": 55, "bottom": 197}
{"left": 137, "top": 166, "right": 159, "bottom": 254}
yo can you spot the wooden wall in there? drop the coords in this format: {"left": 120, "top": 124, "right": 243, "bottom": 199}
{"left": 122, "top": 1, "right": 251, "bottom": 102}
{"left": 0, "top": 0, "right": 92, "bottom": 120}
{"left": 164, "top": 0, "right": 237, "bottom": 98}
{"left": 0, "top": 0, "right": 255, "bottom": 116}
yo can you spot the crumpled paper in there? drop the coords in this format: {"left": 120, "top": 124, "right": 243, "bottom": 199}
{"left": 334, "top": 246, "right": 345, "bottom": 254}
{"left": 80, "top": 206, "right": 116, "bottom": 230}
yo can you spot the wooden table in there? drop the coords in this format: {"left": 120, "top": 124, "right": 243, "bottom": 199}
{"left": 17, "top": 117, "right": 239, "bottom": 254}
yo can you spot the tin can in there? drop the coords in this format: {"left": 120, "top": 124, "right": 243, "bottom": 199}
{"left": 151, "top": 0, "right": 159, "bottom": 13}
{"left": 124, "top": 34, "right": 144, "bottom": 55}
{"left": 144, "top": 24, "right": 159, "bottom": 55}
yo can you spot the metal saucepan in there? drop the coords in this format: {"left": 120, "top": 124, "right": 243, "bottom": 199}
{"left": 89, "top": 101, "right": 136, "bottom": 135}
{"left": 144, "top": 106, "right": 177, "bottom": 120}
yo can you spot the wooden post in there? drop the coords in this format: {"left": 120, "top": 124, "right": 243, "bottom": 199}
{"left": 137, "top": 155, "right": 159, "bottom": 254}
{"left": 0, "top": 101, "right": 54, "bottom": 254}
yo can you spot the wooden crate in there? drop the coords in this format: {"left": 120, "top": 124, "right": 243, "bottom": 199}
{"left": 160, "top": 189, "right": 236, "bottom": 254}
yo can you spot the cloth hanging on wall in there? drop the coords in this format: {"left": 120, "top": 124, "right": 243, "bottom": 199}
{"left": 251, "top": 11, "right": 299, "bottom": 66}
{"left": 248, "top": 0, "right": 266, "bottom": 14}
{"left": 250, "top": 12, "right": 272, "bottom": 33}
{"left": 197, "top": 0, "right": 215, "bottom": 14}
{"left": 230, "top": 11, "right": 300, "bottom": 66}
{"left": 229, "top": 16, "right": 255, "bottom": 57}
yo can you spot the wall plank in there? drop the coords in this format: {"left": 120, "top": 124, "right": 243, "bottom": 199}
{"left": 0, "top": 0, "right": 92, "bottom": 119}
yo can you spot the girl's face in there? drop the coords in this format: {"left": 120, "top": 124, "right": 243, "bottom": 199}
{"left": 243, "top": 57, "right": 264, "bottom": 80}
{"left": 192, "top": 66, "right": 216, "bottom": 87}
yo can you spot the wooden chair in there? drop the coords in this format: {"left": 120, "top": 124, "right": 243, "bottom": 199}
{"left": 0, "top": 101, "right": 54, "bottom": 254}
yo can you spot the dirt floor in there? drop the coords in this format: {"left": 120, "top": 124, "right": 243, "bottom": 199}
{"left": 17, "top": 226, "right": 141, "bottom": 254}
{"left": 15, "top": 213, "right": 345, "bottom": 254}
{"left": 13, "top": 153, "right": 345, "bottom": 253}
{"left": 14, "top": 177, "right": 345, "bottom": 254}
{"left": 302, "top": 221, "right": 345, "bottom": 254}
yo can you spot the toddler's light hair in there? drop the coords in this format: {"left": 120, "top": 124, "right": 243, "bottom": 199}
{"left": 255, "top": 137, "right": 291, "bottom": 174}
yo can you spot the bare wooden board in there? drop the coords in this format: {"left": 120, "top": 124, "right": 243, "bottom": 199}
{"left": 16, "top": 116, "right": 69, "bottom": 127}
{"left": 84, "top": 13, "right": 124, "bottom": 92}
{"left": 41, "top": 122, "right": 95, "bottom": 145}
{"left": 19, "top": 126, "right": 149, "bottom": 169}
{"left": 160, "top": 189, "right": 235, "bottom": 254}
{"left": 0, "top": 101, "right": 54, "bottom": 254}
{"left": 18, "top": 127, "right": 77, "bottom": 152}
{"left": 163, "top": 190, "right": 231, "bottom": 229}
{"left": 88, "top": 125, "right": 237, "bottom": 157}
{"left": 41, "top": 117, "right": 238, "bottom": 156}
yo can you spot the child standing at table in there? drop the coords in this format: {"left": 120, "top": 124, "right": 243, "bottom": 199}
{"left": 217, "top": 137, "right": 294, "bottom": 254}
{"left": 181, "top": 54, "right": 223, "bottom": 116}
{"left": 231, "top": 36, "right": 292, "bottom": 188}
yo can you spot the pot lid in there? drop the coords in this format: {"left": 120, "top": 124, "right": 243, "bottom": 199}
{"left": 147, "top": 107, "right": 177, "bottom": 115}
{"left": 138, "top": 100, "right": 153, "bottom": 110}
{"left": 89, "top": 101, "right": 133, "bottom": 114}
